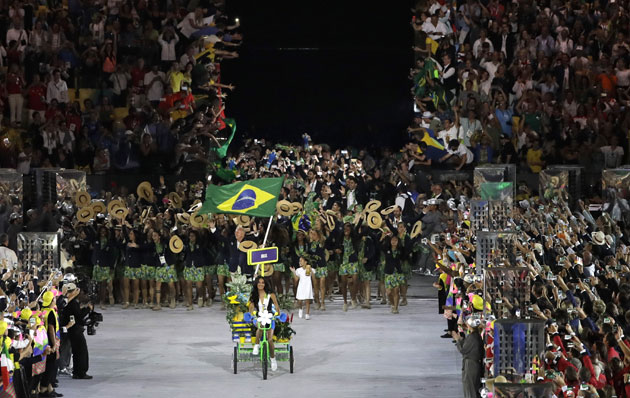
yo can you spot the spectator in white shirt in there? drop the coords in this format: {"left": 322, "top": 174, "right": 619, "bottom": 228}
{"left": 178, "top": 8, "right": 206, "bottom": 39}
{"left": 535, "top": 26, "right": 555, "bottom": 57}
{"left": 6, "top": 18, "right": 28, "bottom": 53}
{"left": 422, "top": 12, "right": 450, "bottom": 41}
{"left": 144, "top": 64, "right": 166, "bottom": 106}
{"left": 16, "top": 144, "right": 32, "bottom": 175}
{"left": 437, "top": 118, "right": 460, "bottom": 145}
{"left": 472, "top": 30, "right": 494, "bottom": 59}
{"left": 0, "top": 234, "right": 18, "bottom": 270}
{"left": 440, "top": 139, "right": 474, "bottom": 170}
{"left": 179, "top": 46, "right": 198, "bottom": 68}
{"left": 46, "top": 70, "right": 69, "bottom": 104}
{"left": 159, "top": 27, "right": 179, "bottom": 65}
{"left": 601, "top": 136, "right": 625, "bottom": 169}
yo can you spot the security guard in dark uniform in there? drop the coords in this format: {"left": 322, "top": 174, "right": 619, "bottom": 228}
{"left": 60, "top": 285, "right": 92, "bottom": 379}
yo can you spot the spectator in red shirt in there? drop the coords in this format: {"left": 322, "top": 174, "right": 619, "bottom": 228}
{"left": 5, "top": 63, "right": 25, "bottom": 126}
{"left": 130, "top": 58, "right": 146, "bottom": 89}
{"left": 27, "top": 74, "right": 47, "bottom": 123}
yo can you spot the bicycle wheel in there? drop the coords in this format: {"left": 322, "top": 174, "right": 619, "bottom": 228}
{"left": 289, "top": 346, "right": 294, "bottom": 374}
{"left": 233, "top": 346, "right": 238, "bottom": 374}
{"left": 262, "top": 344, "right": 268, "bottom": 380}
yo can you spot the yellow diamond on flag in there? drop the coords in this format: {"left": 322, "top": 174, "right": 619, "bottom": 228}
{"left": 216, "top": 184, "right": 276, "bottom": 214}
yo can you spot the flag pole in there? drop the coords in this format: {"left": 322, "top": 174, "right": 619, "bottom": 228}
{"left": 255, "top": 214, "right": 275, "bottom": 276}
{"left": 261, "top": 214, "right": 274, "bottom": 248}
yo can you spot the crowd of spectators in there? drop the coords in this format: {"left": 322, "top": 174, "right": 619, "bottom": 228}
{"left": 409, "top": 0, "right": 630, "bottom": 174}
{"left": 0, "top": 0, "right": 239, "bottom": 176}
{"left": 4, "top": 0, "right": 630, "bottom": 397}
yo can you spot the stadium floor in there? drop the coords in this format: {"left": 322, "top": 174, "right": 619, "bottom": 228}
{"left": 60, "top": 276, "right": 463, "bottom": 398}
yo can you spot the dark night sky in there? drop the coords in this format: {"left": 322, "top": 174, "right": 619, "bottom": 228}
{"left": 222, "top": 1, "right": 413, "bottom": 148}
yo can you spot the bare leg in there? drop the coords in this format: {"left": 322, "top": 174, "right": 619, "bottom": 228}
{"left": 144, "top": 279, "right": 151, "bottom": 307}
{"left": 392, "top": 286, "right": 400, "bottom": 313}
{"left": 195, "top": 281, "right": 203, "bottom": 306}
{"left": 203, "top": 274, "right": 213, "bottom": 305}
{"left": 107, "top": 279, "right": 115, "bottom": 305}
{"left": 340, "top": 275, "right": 348, "bottom": 305}
{"left": 379, "top": 280, "right": 386, "bottom": 304}
{"left": 292, "top": 275, "right": 299, "bottom": 297}
{"left": 185, "top": 280, "right": 193, "bottom": 309}
{"left": 400, "top": 281, "right": 408, "bottom": 306}
{"left": 217, "top": 275, "right": 226, "bottom": 296}
{"left": 319, "top": 276, "right": 326, "bottom": 310}
{"left": 132, "top": 279, "right": 140, "bottom": 306}
{"left": 349, "top": 274, "right": 358, "bottom": 307}
{"left": 153, "top": 281, "right": 161, "bottom": 310}
{"left": 267, "top": 329, "right": 275, "bottom": 358}
{"left": 122, "top": 277, "right": 130, "bottom": 308}
{"left": 362, "top": 280, "right": 372, "bottom": 309}
{"left": 305, "top": 299, "right": 310, "bottom": 315}
{"left": 312, "top": 277, "right": 320, "bottom": 308}
{"left": 168, "top": 282, "right": 176, "bottom": 308}
{"left": 273, "top": 273, "right": 283, "bottom": 296}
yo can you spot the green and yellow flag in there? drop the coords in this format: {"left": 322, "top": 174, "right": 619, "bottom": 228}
{"left": 200, "top": 177, "right": 284, "bottom": 217}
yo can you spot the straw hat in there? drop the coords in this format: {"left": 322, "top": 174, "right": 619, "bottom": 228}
{"left": 169, "top": 235, "right": 184, "bottom": 253}
{"left": 258, "top": 263, "right": 274, "bottom": 277}
{"left": 74, "top": 191, "right": 91, "bottom": 208}
{"left": 591, "top": 231, "right": 605, "bottom": 245}
{"left": 366, "top": 212, "right": 382, "bottom": 230}
{"left": 176, "top": 213, "right": 190, "bottom": 224}
{"left": 326, "top": 213, "right": 336, "bottom": 231}
{"left": 190, "top": 213, "right": 207, "bottom": 228}
{"left": 380, "top": 205, "right": 396, "bottom": 215}
{"left": 167, "top": 192, "right": 182, "bottom": 209}
{"left": 276, "top": 200, "right": 292, "bottom": 217}
{"left": 353, "top": 211, "right": 366, "bottom": 226}
{"left": 136, "top": 181, "right": 154, "bottom": 202}
{"left": 77, "top": 207, "right": 94, "bottom": 223}
{"left": 365, "top": 200, "right": 381, "bottom": 213}
{"left": 107, "top": 199, "right": 124, "bottom": 214}
{"left": 90, "top": 201, "right": 106, "bottom": 215}
{"left": 238, "top": 240, "right": 258, "bottom": 253}
{"left": 236, "top": 215, "right": 251, "bottom": 226}
{"left": 410, "top": 220, "right": 423, "bottom": 238}
{"left": 112, "top": 206, "right": 129, "bottom": 220}
{"left": 188, "top": 200, "right": 202, "bottom": 213}
{"left": 291, "top": 202, "right": 303, "bottom": 215}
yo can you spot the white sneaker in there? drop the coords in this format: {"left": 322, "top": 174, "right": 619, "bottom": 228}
{"left": 270, "top": 357, "right": 278, "bottom": 371}
{"left": 298, "top": 309, "right": 303, "bottom": 318}
{"left": 252, "top": 344, "right": 259, "bottom": 355}
{"left": 305, "top": 314, "right": 310, "bottom": 320}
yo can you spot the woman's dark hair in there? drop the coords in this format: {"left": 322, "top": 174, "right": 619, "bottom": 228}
{"left": 250, "top": 277, "right": 274, "bottom": 306}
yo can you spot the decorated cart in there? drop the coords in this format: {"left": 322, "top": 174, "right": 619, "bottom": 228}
{"left": 223, "top": 273, "right": 295, "bottom": 378}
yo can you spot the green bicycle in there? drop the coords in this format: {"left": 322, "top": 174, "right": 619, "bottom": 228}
{"left": 233, "top": 312, "right": 294, "bottom": 380}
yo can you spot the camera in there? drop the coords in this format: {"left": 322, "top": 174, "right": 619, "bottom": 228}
{"left": 86, "top": 310, "right": 103, "bottom": 336}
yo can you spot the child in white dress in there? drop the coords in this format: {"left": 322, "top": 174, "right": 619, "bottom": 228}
{"left": 290, "top": 256, "right": 314, "bottom": 320}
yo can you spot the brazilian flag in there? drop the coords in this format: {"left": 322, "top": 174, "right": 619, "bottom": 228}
{"left": 200, "top": 177, "right": 284, "bottom": 217}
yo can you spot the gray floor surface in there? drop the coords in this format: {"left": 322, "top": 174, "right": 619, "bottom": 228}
{"left": 59, "top": 276, "right": 464, "bottom": 398}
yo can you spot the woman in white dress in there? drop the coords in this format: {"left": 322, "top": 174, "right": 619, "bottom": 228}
{"left": 290, "top": 256, "right": 314, "bottom": 320}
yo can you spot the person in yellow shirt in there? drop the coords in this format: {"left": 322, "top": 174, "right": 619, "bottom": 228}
{"left": 167, "top": 62, "right": 185, "bottom": 93}
{"left": 526, "top": 139, "right": 545, "bottom": 173}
